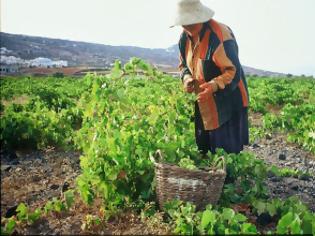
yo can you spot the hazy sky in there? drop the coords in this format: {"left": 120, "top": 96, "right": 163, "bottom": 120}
{"left": 1, "top": 0, "right": 315, "bottom": 76}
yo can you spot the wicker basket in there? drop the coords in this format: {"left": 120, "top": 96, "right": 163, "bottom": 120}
{"left": 150, "top": 150, "right": 226, "bottom": 210}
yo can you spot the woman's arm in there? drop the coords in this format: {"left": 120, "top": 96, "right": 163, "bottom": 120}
{"left": 211, "top": 39, "right": 241, "bottom": 94}
{"left": 198, "top": 39, "right": 241, "bottom": 101}
{"left": 178, "top": 32, "right": 192, "bottom": 82}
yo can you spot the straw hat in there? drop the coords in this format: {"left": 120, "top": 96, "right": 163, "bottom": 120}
{"left": 171, "top": 0, "right": 215, "bottom": 27}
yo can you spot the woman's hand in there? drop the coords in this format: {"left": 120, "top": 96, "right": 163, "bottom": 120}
{"left": 197, "top": 81, "right": 217, "bottom": 102}
{"left": 183, "top": 76, "right": 195, "bottom": 93}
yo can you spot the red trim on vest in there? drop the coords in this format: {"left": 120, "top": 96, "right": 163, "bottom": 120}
{"left": 209, "top": 19, "right": 223, "bottom": 43}
{"left": 238, "top": 79, "right": 249, "bottom": 107}
{"left": 199, "top": 30, "right": 211, "bottom": 59}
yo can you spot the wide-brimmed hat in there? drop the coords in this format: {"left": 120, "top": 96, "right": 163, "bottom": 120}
{"left": 171, "top": 0, "right": 215, "bottom": 27}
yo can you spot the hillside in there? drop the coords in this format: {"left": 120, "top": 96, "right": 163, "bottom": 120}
{"left": 1, "top": 32, "right": 286, "bottom": 76}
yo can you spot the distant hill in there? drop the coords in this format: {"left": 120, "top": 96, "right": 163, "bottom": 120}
{"left": 1, "top": 32, "right": 287, "bottom": 76}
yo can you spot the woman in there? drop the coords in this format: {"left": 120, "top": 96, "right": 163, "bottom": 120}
{"left": 173, "top": 0, "right": 250, "bottom": 154}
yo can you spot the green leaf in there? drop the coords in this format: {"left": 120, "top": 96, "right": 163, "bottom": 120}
{"left": 254, "top": 201, "right": 266, "bottom": 215}
{"left": 222, "top": 208, "right": 235, "bottom": 221}
{"left": 44, "top": 201, "right": 53, "bottom": 214}
{"left": 234, "top": 213, "right": 247, "bottom": 222}
{"left": 28, "top": 208, "right": 41, "bottom": 223}
{"left": 5, "top": 217, "right": 16, "bottom": 235}
{"left": 201, "top": 209, "right": 215, "bottom": 229}
{"left": 107, "top": 171, "right": 118, "bottom": 181}
{"left": 301, "top": 212, "right": 315, "bottom": 234}
{"left": 52, "top": 198, "right": 65, "bottom": 212}
{"left": 17, "top": 203, "right": 28, "bottom": 220}
{"left": 266, "top": 202, "right": 277, "bottom": 217}
{"left": 64, "top": 190, "right": 75, "bottom": 209}
{"left": 290, "top": 216, "right": 302, "bottom": 234}
{"left": 277, "top": 212, "right": 294, "bottom": 234}
{"left": 241, "top": 223, "right": 257, "bottom": 234}
{"left": 94, "top": 217, "right": 101, "bottom": 225}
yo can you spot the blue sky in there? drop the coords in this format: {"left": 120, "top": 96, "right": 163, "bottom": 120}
{"left": 1, "top": 0, "right": 315, "bottom": 76}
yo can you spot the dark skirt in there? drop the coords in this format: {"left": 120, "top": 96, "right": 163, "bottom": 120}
{"left": 195, "top": 102, "right": 249, "bottom": 155}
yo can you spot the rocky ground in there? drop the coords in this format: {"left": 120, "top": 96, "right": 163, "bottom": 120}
{"left": 1, "top": 131, "right": 314, "bottom": 234}
{"left": 245, "top": 132, "right": 315, "bottom": 211}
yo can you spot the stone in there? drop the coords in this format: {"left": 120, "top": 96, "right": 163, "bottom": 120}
{"left": 5, "top": 205, "right": 18, "bottom": 218}
{"left": 270, "top": 176, "right": 282, "bottom": 182}
{"left": 267, "top": 171, "right": 276, "bottom": 178}
{"left": 273, "top": 189, "right": 284, "bottom": 194}
{"left": 32, "top": 175, "right": 41, "bottom": 182}
{"left": 62, "top": 182, "right": 70, "bottom": 192}
{"left": 290, "top": 183, "right": 299, "bottom": 191}
{"left": 265, "top": 133, "right": 272, "bottom": 140}
{"left": 256, "top": 213, "right": 272, "bottom": 226}
{"left": 299, "top": 174, "right": 311, "bottom": 181}
{"left": 10, "top": 159, "right": 20, "bottom": 165}
{"left": 284, "top": 161, "right": 293, "bottom": 166}
{"left": 252, "top": 143, "right": 260, "bottom": 148}
{"left": 309, "top": 161, "right": 315, "bottom": 166}
{"left": 1, "top": 165, "right": 12, "bottom": 172}
{"left": 50, "top": 184, "right": 59, "bottom": 190}
{"left": 279, "top": 153, "right": 286, "bottom": 160}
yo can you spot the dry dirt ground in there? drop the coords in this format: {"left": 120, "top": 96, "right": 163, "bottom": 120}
{"left": 1, "top": 148, "right": 171, "bottom": 235}
{"left": 1, "top": 132, "right": 314, "bottom": 234}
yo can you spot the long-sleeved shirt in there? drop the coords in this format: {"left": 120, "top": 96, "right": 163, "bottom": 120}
{"left": 179, "top": 19, "right": 249, "bottom": 130}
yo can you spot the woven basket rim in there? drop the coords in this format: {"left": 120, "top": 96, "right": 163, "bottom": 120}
{"left": 153, "top": 160, "right": 226, "bottom": 175}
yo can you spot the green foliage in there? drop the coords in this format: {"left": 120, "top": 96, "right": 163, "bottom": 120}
{"left": 64, "top": 190, "right": 75, "bottom": 209}
{"left": 1, "top": 217, "right": 16, "bottom": 235}
{"left": 220, "top": 150, "right": 268, "bottom": 204}
{"left": 0, "top": 76, "right": 88, "bottom": 101}
{"left": 43, "top": 194, "right": 72, "bottom": 215}
{"left": 248, "top": 77, "right": 315, "bottom": 153}
{"left": 0, "top": 102, "right": 4, "bottom": 112}
{"left": 263, "top": 104, "right": 315, "bottom": 153}
{"left": 45, "top": 198, "right": 66, "bottom": 213}
{"left": 15, "top": 203, "right": 41, "bottom": 224}
{"left": 178, "top": 157, "right": 198, "bottom": 170}
{"left": 81, "top": 214, "right": 102, "bottom": 231}
{"left": 247, "top": 77, "right": 314, "bottom": 113}
{"left": 1, "top": 193, "right": 76, "bottom": 234}
{"left": 165, "top": 201, "right": 198, "bottom": 234}
{"left": 53, "top": 72, "right": 64, "bottom": 78}
{"left": 0, "top": 102, "right": 81, "bottom": 149}
{"left": 252, "top": 197, "right": 315, "bottom": 235}
{"left": 75, "top": 64, "right": 195, "bottom": 210}
{"left": 0, "top": 76, "right": 87, "bottom": 149}
{"left": 164, "top": 200, "right": 257, "bottom": 235}
{"left": 75, "top": 62, "right": 268, "bottom": 213}
{"left": 268, "top": 165, "right": 312, "bottom": 179}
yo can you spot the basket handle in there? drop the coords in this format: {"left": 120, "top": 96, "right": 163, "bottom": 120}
{"left": 213, "top": 156, "right": 226, "bottom": 170}
{"left": 149, "top": 149, "right": 163, "bottom": 164}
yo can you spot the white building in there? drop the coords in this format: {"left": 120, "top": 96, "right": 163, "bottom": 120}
{"left": 0, "top": 64, "right": 19, "bottom": 74}
{"left": 52, "top": 60, "right": 68, "bottom": 67}
{"left": 0, "top": 48, "right": 68, "bottom": 68}
{"left": 0, "top": 47, "right": 13, "bottom": 55}
{"left": 29, "top": 57, "right": 52, "bottom": 67}
{"left": 0, "top": 55, "right": 25, "bottom": 65}
{"left": 28, "top": 57, "right": 68, "bottom": 68}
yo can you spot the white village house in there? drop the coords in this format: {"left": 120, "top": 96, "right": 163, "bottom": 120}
{"left": 28, "top": 57, "right": 68, "bottom": 68}
{"left": 1, "top": 47, "right": 68, "bottom": 70}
